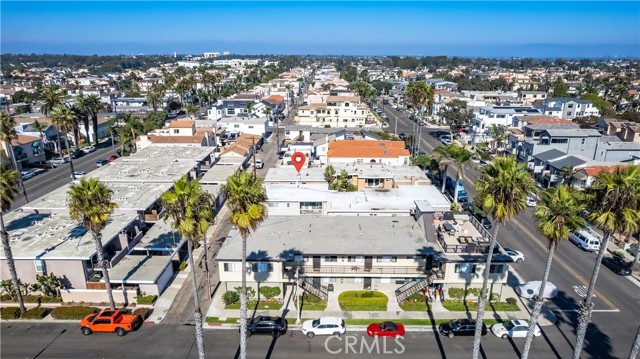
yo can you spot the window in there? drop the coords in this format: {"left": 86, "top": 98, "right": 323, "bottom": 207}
{"left": 581, "top": 139, "right": 585, "bottom": 145}
{"left": 489, "top": 264, "right": 504, "bottom": 274}
{"left": 252, "top": 262, "right": 272, "bottom": 273}
{"left": 323, "top": 256, "right": 338, "bottom": 262}
{"left": 454, "top": 263, "right": 476, "bottom": 274}
{"left": 366, "top": 178, "right": 382, "bottom": 187}
{"left": 294, "top": 255, "right": 304, "bottom": 262}
{"left": 228, "top": 108, "right": 235, "bottom": 115}
{"left": 567, "top": 112, "right": 572, "bottom": 116}
{"left": 234, "top": 124, "right": 240, "bottom": 128}
{"left": 551, "top": 138, "right": 568, "bottom": 144}
{"left": 173, "top": 129, "right": 179, "bottom": 134}
{"left": 34, "top": 259, "right": 45, "bottom": 273}
{"left": 224, "top": 262, "right": 241, "bottom": 272}
{"left": 248, "top": 126, "right": 254, "bottom": 129}
{"left": 567, "top": 104, "right": 574, "bottom": 108}
{"left": 377, "top": 256, "right": 397, "bottom": 263}
{"left": 347, "top": 256, "right": 364, "bottom": 262}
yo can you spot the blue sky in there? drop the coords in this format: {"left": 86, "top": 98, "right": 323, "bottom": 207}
{"left": 2, "top": 1, "right": 639, "bottom": 57}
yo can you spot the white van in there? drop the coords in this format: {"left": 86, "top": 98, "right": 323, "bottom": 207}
{"left": 569, "top": 229, "right": 601, "bottom": 252}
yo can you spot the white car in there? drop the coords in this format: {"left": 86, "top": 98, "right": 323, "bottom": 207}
{"left": 21, "top": 171, "right": 36, "bottom": 180}
{"left": 503, "top": 247, "right": 524, "bottom": 263}
{"left": 526, "top": 197, "right": 537, "bottom": 207}
{"left": 254, "top": 159, "right": 264, "bottom": 169}
{"left": 301, "top": 317, "right": 346, "bottom": 338}
{"left": 49, "top": 157, "right": 69, "bottom": 167}
{"left": 71, "top": 171, "right": 86, "bottom": 180}
{"left": 491, "top": 320, "right": 541, "bottom": 339}
{"left": 82, "top": 145, "right": 96, "bottom": 153}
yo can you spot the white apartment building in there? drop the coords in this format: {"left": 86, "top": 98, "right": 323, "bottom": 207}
{"left": 294, "top": 95, "right": 374, "bottom": 128}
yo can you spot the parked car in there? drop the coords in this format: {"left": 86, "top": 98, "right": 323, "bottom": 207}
{"left": 515, "top": 281, "right": 558, "bottom": 299}
{"left": 244, "top": 316, "right": 288, "bottom": 338}
{"left": 49, "top": 157, "right": 69, "bottom": 167}
{"left": 255, "top": 159, "right": 264, "bottom": 169}
{"left": 71, "top": 171, "right": 86, "bottom": 180}
{"left": 108, "top": 155, "right": 119, "bottom": 162}
{"left": 20, "top": 171, "right": 36, "bottom": 180}
{"left": 96, "top": 159, "right": 109, "bottom": 167}
{"left": 80, "top": 309, "right": 142, "bottom": 336}
{"left": 366, "top": 321, "right": 405, "bottom": 338}
{"left": 503, "top": 247, "right": 525, "bottom": 263}
{"left": 82, "top": 145, "right": 96, "bottom": 153}
{"left": 601, "top": 256, "right": 632, "bottom": 276}
{"left": 491, "top": 320, "right": 540, "bottom": 339}
{"left": 301, "top": 317, "right": 346, "bottom": 338}
{"left": 438, "top": 319, "right": 487, "bottom": 338}
{"left": 526, "top": 196, "right": 537, "bottom": 207}
{"left": 399, "top": 133, "right": 407, "bottom": 140}
{"left": 569, "top": 229, "right": 601, "bottom": 252}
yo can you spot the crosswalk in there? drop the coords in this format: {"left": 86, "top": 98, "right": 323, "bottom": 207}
{"left": 573, "top": 285, "right": 596, "bottom": 298}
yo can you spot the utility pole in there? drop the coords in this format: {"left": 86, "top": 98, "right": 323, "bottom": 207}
{"left": 394, "top": 114, "right": 398, "bottom": 136}
{"left": 252, "top": 136, "right": 257, "bottom": 177}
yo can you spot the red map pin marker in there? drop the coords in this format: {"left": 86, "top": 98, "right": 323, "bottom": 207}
{"left": 291, "top": 152, "right": 306, "bottom": 173}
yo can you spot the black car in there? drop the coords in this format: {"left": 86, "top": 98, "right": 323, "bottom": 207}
{"left": 399, "top": 133, "right": 406, "bottom": 140}
{"left": 467, "top": 205, "right": 492, "bottom": 229}
{"left": 70, "top": 150, "right": 85, "bottom": 159}
{"left": 438, "top": 319, "right": 487, "bottom": 338}
{"left": 601, "top": 256, "right": 631, "bottom": 276}
{"left": 244, "top": 316, "right": 288, "bottom": 338}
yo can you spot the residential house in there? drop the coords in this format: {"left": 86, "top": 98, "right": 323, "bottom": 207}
{"left": 294, "top": 95, "right": 374, "bottom": 128}
{"left": 539, "top": 97, "right": 600, "bottom": 120}
{"left": 471, "top": 106, "right": 541, "bottom": 143}
{"left": 1, "top": 134, "right": 46, "bottom": 168}
{"left": 519, "top": 128, "right": 601, "bottom": 162}
{"left": 425, "top": 78, "right": 458, "bottom": 91}
{"left": 137, "top": 120, "right": 216, "bottom": 149}
{"left": 327, "top": 140, "right": 410, "bottom": 166}
{"left": 216, "top": 117, "right": 269, "bottom": 137}
{"left": 518, "top": 91, "right": 548, "bottom": 105}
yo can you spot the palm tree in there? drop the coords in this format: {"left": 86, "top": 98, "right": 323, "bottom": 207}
{"left": 106, "top": 117, "right": 118, "bottom": 156}
{"left": 146, "top": 90, "right": 162, "bottom": 113}
{"left": 67, "top": 178, "right": 118, "bottom": 309}
{"left": 244, "top": 102, "right": 254, "bottom": 118}
{"left": 185, "top": 103, "right": 199, "bottom": 119}
{"left": 74, "top": 94, "right": 92, "bottom": 143}
{"left": 520, "top": 185, "right": 586, "bottom": 359}
{"left": 432, "top": 144, "right": 456, "bottom": 194}
{"left": 573, "top": 165, "right": 640, "bottom": 359}
{"left": 221, "top": 171, "right": 268, "bottom": 359}
{"left": 559, "top": 165, "right": 578, "bottom": 188}
{"left": 0, "top": 164, "right": 26, "bottom": 314}
{"left": 32, "top": 120, "right": 46, "bottom": 140}
{"left": 0, "top": 113, "right": 29, "bottom": 202}
{"left": 471, "top": 156, "right": 537, "bottom": 359}
{"left": 161, "top": 176, "right": 214, "bottom": 359}
{"left": 630, "top": 324, "right": 640, "bottom": 359}
{"left": 121, "top": 114, "right": 143, "bottom": 153}
{"left": 450, "top": 146, "right": 473, "bottom": 203}
{"left": 404, "top": 80, "right": 434, "bottom": 117}
{"left": 50, "top": 105, "right": 78, "bottom": 180}
{"left": 83, "top": 94, "right": 103, "bottom": 146}
{"left": 40, "top": 85, "right": 65, "bottom": 116}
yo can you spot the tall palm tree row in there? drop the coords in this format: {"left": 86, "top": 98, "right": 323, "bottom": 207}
{"left": 160, "top": 176, "right": 214, "bottom": 359}
{"left": 471, "top": 156, "right": 537, "bottom": 359}
{"left": 50, "top": 104, "right": 79, "bottom": 180}
{"left": 40, "top": 85, "right": 65, "bottom": 117}
{"left": 0, "top": 164, "right": 26, "bottom": 314}
{"left": 221, "top": 171, "right": 268, "bottom": 359}
{"left": 67, "top": 178, "right": 119, "bottom": 309}
{"left": 573, "top": 165, "right": 640, "bottom": 359}
{"left": 0, "top": 113, "right": 29, "bottom": 202}
{"left": 520, "top": 185, "right": 587, "bottom": 359}
{"left": 432, "top": 144, "right": 472, "bottom": 203}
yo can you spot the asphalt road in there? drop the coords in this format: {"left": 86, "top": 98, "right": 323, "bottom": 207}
{"left": 10, "top": 143, "right": 118, "bottom": 210}
{"left": 0, "top": 321, "right": 595, "bottom": 359}
{"left": 381, "top": 101, "right": 640, "bottom": 359}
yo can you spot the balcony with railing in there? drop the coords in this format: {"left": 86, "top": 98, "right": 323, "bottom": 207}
{"left": 285, "top": 264, "right": 428, "bottom": 276}
{"left": 434, "top": 214, "right": 494, "bottom": 254}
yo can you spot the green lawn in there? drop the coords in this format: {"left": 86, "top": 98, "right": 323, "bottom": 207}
{"left": 442, "top": 300, "right": 520, "bottom": 312}
{"left": 338, "top": 291, "right": 388, "bottom": 311}
{"left": 224, "top": 300, "right": 283, "bottom": 311}
{"left": 300, "top": 293, "right": 327, "bottom": 311}
{"left": 205, "top": 317, "right": 240, "bottom": 324}
{"left": 400, "top": 300, "right": 429, "bottom": 312}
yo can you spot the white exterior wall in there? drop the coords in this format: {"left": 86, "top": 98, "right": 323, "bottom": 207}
{"left": 295, "top": 102, "right": 372, "bottom": 128}
{"left": 217, "top": 121, "right": 267, "bottom": 136}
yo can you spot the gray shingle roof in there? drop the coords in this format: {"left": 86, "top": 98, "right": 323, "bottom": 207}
{"left": 549, "top": 156, "right": 587, "bottom": 170}
{"left": 533, "top": 149, "right": 566, "bottom": 162}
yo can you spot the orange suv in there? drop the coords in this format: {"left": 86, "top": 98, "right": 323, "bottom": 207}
{"left": 80, "top": 309, "right": 143, "bottom": 336}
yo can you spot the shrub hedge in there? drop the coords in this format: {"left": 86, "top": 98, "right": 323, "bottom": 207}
{"left": 51, "top": 306, "right": 97, "bottom": 320}
{"left": 136, "top": 295, "right": 158, "bottom": 305}
{"left": 133, "top": 308, "right": 151, "bottom": 320}
{"left": 338, "top": 291, "right": 388, "bottom": 311}
{"left": 22, "top": 307, "right": 49, "bottom": 319}
{"left": 0, "top": 307, "right": 20, "bottom": 319}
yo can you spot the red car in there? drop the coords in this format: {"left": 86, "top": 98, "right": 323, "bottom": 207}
{"left": 367, "top": 321, "right": 405, "bottom": 338}
{"left": 108, "top": 155, "right": 119, "bottom": 162}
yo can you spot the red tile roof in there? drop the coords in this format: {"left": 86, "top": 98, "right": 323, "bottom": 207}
{"left": 168, "top": 120, "right": 195, "bottom": 129}
{"left": 327, "top": 140, "right": 409, "bottom": 158}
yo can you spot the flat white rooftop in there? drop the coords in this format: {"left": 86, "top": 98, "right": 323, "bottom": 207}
{"left": 90, "top": 158, "right": 197, "bottom": 183}
{"left": 130, "top": 145, "right": 215, "bottom": 162}
{"left": 216, "top": 216, "right": 432, "bottom": 261}
{"left": 107, "top": 255, "right": 172, "bottom": 284}
{"left": 136, "top": 219, "right": 183, "bottom": 251}
{"left": 266, "top": 184, "right": 450, "bottom": 213}
{"left": 200, "top": 165, "right": 239, "bottom": 184}
{"left": 22, "top": 182, "right": 172, "bottom": 212}
{"left": 1, "top": 211, "right": 137, "bottom": 260}
{"left": 265, "top": 164, "right": 429, "bottom": 183}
